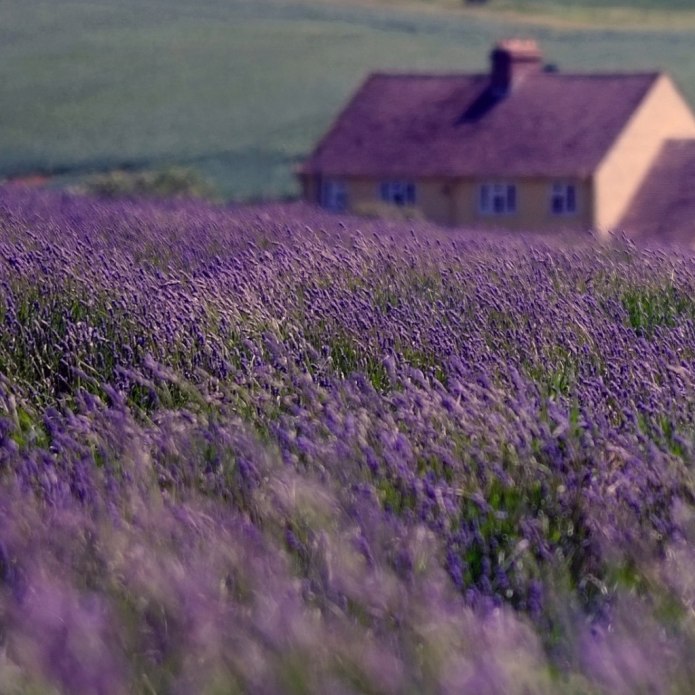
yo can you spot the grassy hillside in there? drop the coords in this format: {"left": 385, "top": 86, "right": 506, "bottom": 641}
{"left": 520, "top": 0, "right": 693, "bottom": 8}
{"left": 456, "top": 0, "right": 695, "bottom": 29}
{"left": 3, "top": 0, "right": 695, "bottom": 200}
{"left": 348, "top": 0, "right": 695, "bottom": 12}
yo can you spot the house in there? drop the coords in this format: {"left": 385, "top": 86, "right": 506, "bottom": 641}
{"left": 619, "top": 140, "right": 695, "bottom": 242}
{"left": 297, "top": 40, "right": 695, "bottom": 236}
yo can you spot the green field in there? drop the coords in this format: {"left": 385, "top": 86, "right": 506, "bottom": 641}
{"left": 347, "top": 0, "right": 695, "bottom": 13}
{"left": 329, "top": 0, "right": 695, "bottom": 23}
{"left": 4, "top": 0, "right": 695, "bottom": 200}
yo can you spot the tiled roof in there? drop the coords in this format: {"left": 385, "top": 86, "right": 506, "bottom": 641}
{"left": 299, "top": 71, "right": 660, "bottom": 178}
{"left": 620, "top": 140, "right": 695, "bottom": 242}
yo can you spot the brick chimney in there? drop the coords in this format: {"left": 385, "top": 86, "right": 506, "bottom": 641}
{"left": 490, "top": 39, "right": 542, "bottom": 96}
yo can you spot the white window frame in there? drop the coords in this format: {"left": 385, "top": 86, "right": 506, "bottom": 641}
{"left": 321, "top": 179, "right": 348, "bottom": 211}
{"left": 550, "top": 182, "right": 577, "bottom": 216}
{"left": 379, "top": 181, "right": 416, "bottom": 207}
{"left": 479, "top": 183, "right": 517, "bottom": 215}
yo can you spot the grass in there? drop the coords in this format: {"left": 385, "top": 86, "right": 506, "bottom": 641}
{"left": 4, "top": 0, "right": 695, "bottom": 200}
{"left": 329, "top": 0, "right": 695, "bottom": 27}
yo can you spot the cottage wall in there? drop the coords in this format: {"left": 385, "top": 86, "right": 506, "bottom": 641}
{"left": 319, "top": 176, "right": 593, "bottom": 231}
{"left": 321, "top": 177, "right": 455, "bottom": 225}
{"left": 451, "top": 178, "right": 593, "bottom": 232}
{"left": 594, "top": 74, "right": 695, "bottom": 235}
{"left": 299, "top": 174, "right": 317, "bottom": 203}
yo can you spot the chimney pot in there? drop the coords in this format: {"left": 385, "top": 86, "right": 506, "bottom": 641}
{"left": 490, "top": 39, "right": 542, "bottom": 96}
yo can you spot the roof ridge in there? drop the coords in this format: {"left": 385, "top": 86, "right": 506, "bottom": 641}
{"left": 547, "top": 71, "right": 662, "bottom": 78}
{"left": 366, "top": 70, "right": 663, "bottom": 79}
{"left": 366, "top": 72, "right": 487, "bottom": 79}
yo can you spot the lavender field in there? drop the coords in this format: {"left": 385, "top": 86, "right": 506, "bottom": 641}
{"left": 1, "top": 186, "right": 695, "bottom": 693}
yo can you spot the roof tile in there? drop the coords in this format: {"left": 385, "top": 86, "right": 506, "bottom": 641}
{"left": 300, "top": 71, "right": 660, "bottom": 178}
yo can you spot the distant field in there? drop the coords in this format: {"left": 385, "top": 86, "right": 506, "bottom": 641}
{"left": 503, "top": 0, "right": 694, "bottom": 6}
{"left": 336, "top": 0, "right": 695, "bottom": 25}
{"left": 345, "top": 0, "right": 695, "bottom": 12}
{"left": 3, "top": 0, "right": 695, "bottom": 200}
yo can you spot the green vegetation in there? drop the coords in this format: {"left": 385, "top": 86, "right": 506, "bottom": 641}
{"left": 621, "top": 284, "right": 695, "bottom": 336}
{"left": 337, "top": 0, "right": 695, "bottom": 25}
{"left": 474, "top": 0, "right": 695, "bottom": 10}
{"left": 352, "top": 200, "right": 425, "bottom": 221}
{"left": 80, "top": 166, "right": 217, "bottom": 200}
{"left": 3, "top": 0, "right": 695, "bottom": 200}
{"left": 357, "top": 0, "right": 695, "bottom": 13}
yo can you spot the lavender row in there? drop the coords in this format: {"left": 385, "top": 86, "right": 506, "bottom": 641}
{"left": 1, "top": 186, "right": 695, "bottom": 692}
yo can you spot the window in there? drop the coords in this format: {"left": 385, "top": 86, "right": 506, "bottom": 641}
{"left": 379, "top": 181, "right": 416, "bottom": 206}
{"left": 479, "top": 183, "right": 517, "bottom": 215}
{"left": 321, "top": 179, "right": 348, "bottom": 211}
{"left": 550, "top": 183, "right": 577, "bottom": 215}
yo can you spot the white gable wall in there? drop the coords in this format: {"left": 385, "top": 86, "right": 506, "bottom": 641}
{"left": 594, "top": 74, "right": 695, "bottom": 235}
